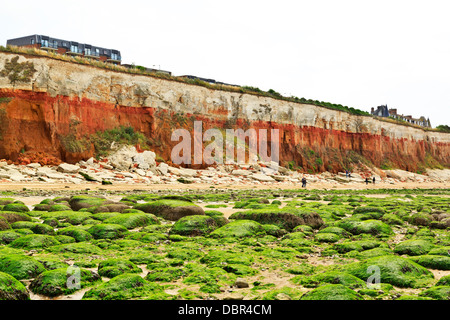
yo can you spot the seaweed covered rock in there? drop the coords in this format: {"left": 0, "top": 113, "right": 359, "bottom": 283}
{"left": 9, "top": 234, "right": 60, "bottom": 250}
{"left": 300, "top": 284, "right": 363, "bottom": 300}
{"left": 292, "top": 271, "right": 366, "bottom": 289}
{"left": 83, "top": 273, "right": 170, "bottom": 300}
{"left": 0, "top": 230, "right": 22, "bottom": 244}
{"left": 133, "top": 200, "right": 205, "bottom": 221}
{"left": 419, "top": 286, "right": 450, "bottom": 300}
{"left": 30, "top": 223, "right": 56, "bottom": 236}
{"left": 87, "top": 224, "right": 130, "bottom": 240}
{"left": 394, "top": 240, "right": 435, "bottom": 256}
{"left": 47, "top": 242, "right": 103, "bottom": 254}
{"left": 2, "top": 203, "right": 29, "bottom": 213}
{"left": 57, "top": 226, "right": 94, "bottom": 242}
{"left": 344, "top": 255, "right": 434, "bottom": 288}
{"left": 0, "top": 217, "right": 10, "bottom": 231}
{"left": 103, "top": 213, "right": 159, "bottom": 229}
{"left": 229, "top": 208, "right": 324, "bottom": 231}
{"left": 338, "top": 219, "right": 393, "bottom": 237}
{"left": 209, "top": 220, "right": 266, "bottom": 238}
{"left": 40, "top": 211, "right": 92, "bottom": 225}
{"left": 29, "top": 267, "right": 101, "bottom": 297}
{"left": 0, "top": 254, "right": 46, "bottom": 280}
{"left": 409, "top": 255, "right": 450, "bottom": 270}
{"left": 0, "top": 212, "right": 32, "bottom": 224}
{"left": 68, "top": 195, "right": 113, "bottom": 211}
{"left": 170, "top": 215, "right": 220, "bottom": 237}
{"left": 0, "top": 271, "right": 30, "bottom": 300}
{"left": 97, "top": 259, "right": 142, "bottom": 278}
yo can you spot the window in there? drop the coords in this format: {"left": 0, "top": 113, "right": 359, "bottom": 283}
{"left": 85, "top": 48, "right": 91, "bottom": 55}
{"left": 42, "top": 39, "right": 49, "bottom": 47}
{"left": 71, "top": 44, "right": 78, "bottom": 53}
{"left": 31, "top": 38, "right": 35, "bottom": 45}
{"left": 54, "top": 41, "right": 58, "bottom": 47}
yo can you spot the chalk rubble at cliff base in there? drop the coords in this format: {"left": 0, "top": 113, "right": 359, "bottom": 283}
{"left": 0, "top": 156, "right": 449, "bottom": 186}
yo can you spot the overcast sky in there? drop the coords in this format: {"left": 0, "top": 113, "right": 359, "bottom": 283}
{"left": 1, "top": 0, "right": 449, "bottom": 126}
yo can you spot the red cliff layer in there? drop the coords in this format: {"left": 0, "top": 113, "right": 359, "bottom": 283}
{"left": 0, "top": 89, "right": 448, "bottom": 173}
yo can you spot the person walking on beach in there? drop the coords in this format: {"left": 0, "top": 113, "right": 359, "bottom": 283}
{"left": 365, "top": 177, "right": 369, "bottom": 185}
{"left": 372, "top": 176, "right": 376, "bottom": 184}
{"left": 301, "top": 177, "right": 307, "bottom": 188}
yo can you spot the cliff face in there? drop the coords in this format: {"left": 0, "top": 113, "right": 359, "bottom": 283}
{"left": 0, "top": 52, "right": 449, "bottom": 173}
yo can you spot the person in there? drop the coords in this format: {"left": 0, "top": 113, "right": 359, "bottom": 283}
{"left": 345, "top": 170, "right": 349, "bottom": 178}
{"left": 372, "top": 176, "right": 376, "bottom": 184}
{"left": 365, "top": 177, "right": 369, "bottom": 185}
{"left": 301, "top": 177, "right": 307, "bottom": 188}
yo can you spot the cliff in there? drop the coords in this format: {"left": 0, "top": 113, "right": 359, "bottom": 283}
{"left": 0, "top": 51, "right": 449, "bottom": 173}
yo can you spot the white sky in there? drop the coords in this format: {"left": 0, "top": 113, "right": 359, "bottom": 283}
{"left": 1, "top": 0, "right": 449, "bottom": 126}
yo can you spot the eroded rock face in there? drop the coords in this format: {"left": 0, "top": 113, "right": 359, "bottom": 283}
{"left": 0, "top": 52, "right": 449, "bottom": 173}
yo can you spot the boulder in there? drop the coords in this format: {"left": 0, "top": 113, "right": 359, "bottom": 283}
{"left": 57, "top": 163, "right": 80, "bottom": 174}
{"left": 157, "top": 163, "right": 168, "bottom": 175}
{"left": 132, "top": 150, "right": 156, "bottom": 170}
{"left": 250, "top": 173, "right": 275, "bottom": 182}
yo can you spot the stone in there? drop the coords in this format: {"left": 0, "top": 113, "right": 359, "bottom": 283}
{"left": 26, "top": 163, "right": 41, "bottom": 169}
{"left": 157, "top": 162, "right": 168, "bottom": 175}
{"left": 57, "top": 163, "right": 80, "bottom": 174}
{"left": 101, "top": 163, "right": 114, "bottom": 170}
{"left": 231, "top": 169, "right": 252, "bottom": 176}
{"left": 167, "top": 166, "right": 182, "bottom": 175}
{"left": 234, "top": 278, "right": 249, "bottom": 288}
{"left": 250, "top": 173, "right": 275, "bottom": 182}
{"left": 132, "top": 150, "right": 156, "bottom": 170}
{"left": 135, "top": 169, "right": 146, "bottom": 176}
{"left": 179, "top": 168, "right": 197, "bottom": 177}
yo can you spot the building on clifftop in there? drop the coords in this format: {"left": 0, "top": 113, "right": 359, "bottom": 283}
{"left": 6, "top": 34, "right": 121, "bottom": 65}
{"left": 371, "top": 105, "right": 431, "bottom": 128}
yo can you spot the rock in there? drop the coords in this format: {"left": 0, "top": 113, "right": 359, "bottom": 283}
{"left": 275, "top": 293, "right": 292, "bottom": 300}
{"left": 0, "top": 161, "right": 7, "bottom": 168}
{"left": 134, "top": 199, "right": 205, "bottom": 221}
{"left": 250, "top": 173, "right": 275, "bottom": 182}
{"left": 101, "top": 163, "right": 114, "bottom": 170}
{"left": 167, "top": 166, "right": 182, "bottom": 175}
{"left": 223, "top": 293, "right": 245, "bottom": 300}
{"left": 86, "top": 157, "right": 95, "bottom": 165}
{"left": 26, "top": 163, "right": 41, "bottom": 169}
{"left": 9, "top": 174, "right": 25, "bottom": 182}
{"left": 157, "top": 162, "right": 168, "bottom": 175}
{"left": 231, "top": 169, "right": 252, "bottom": 176}
{"left": 132, "top": 150, "right": 156, "bottom": 170}
{"left": 57, "top": 163, "right": 80, "bottom": 173}
{"left": 135, "top": 169, "right": 146, "bottom": 176}
{"left": 234, "top": 278, "right": 249, "bottom": 288}
{"left": 179, "top": 168, "right": 197, "bottom": 177}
